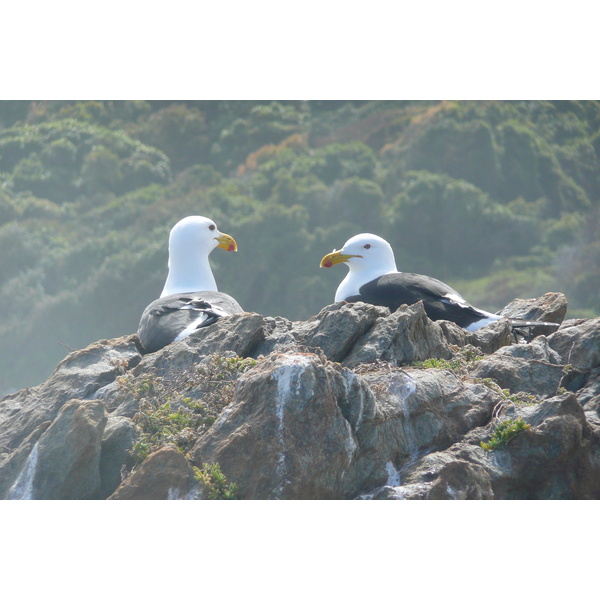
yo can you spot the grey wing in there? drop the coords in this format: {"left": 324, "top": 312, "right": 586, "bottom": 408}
{"left": 137, "top": 291, "right": 243, "bottom": 353}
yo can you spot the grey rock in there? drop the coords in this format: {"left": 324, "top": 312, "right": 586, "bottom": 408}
{"left": 499, "top": 292, "right": 567, "bottom": 338}
{"left": 8, "top": 399, "right": 107, "bottom": 500}
{"left": 189, "top": 351, "right": 377, "bottom": 499}
{"left": 344, "top": 301, "right": 454, "bottom": 367}
{"left": 109, "top": 445, "right": 197, "bottom": 500}
{"left": 374, "top": 393, "right": 600, "bottom": 500}
{"left": 99, "top": 415, "right": 139, "bottom": 499}
{"left": 578, "top": 368, "right": 600, "bottom": 408}
{"left": 0, "top": 421, "right": 50, "bottom": 500}
{"left": 547, "top": 317, "right": 600, "bottom": 371}
{"left": 374, "top": 457, "right": 494, "bottom": 500}
{"left": 469, "top": 354, "right": 567, "bottom": 398}
{"left": 0, "top": 335, "right": 140, "bottom": 455}
{"left": 469, "top": 319, "right": 514, "bottom": 354}
{"left": 253, "top": 316, "right": 298, "bottom": 357}
{"left": 359, "top": 366, "right": 502, "bottom": 466}
{"left": 495, "top": 335, "right": 562, "bottom": 364}
{"left": 435, "top": 318, "right": 513, "bottom": 354}
{"left": 134, "top": 312, "right": 269, "bottom": 378}
{"left": 301, "top": 301, "right": 389, "bottom": 362}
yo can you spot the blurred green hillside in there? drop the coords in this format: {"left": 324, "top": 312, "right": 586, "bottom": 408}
{"left": 1, "top": 100, "right": 599, "bottom": 393}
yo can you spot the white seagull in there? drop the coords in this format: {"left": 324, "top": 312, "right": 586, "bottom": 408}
{"left": 321, "top": 232, "right": 559, "bottom": 333}
{"left": 137, "top": 216, "right": 242, "bottom": 352}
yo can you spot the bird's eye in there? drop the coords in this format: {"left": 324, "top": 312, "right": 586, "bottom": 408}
{"left": 209, "top": 224, "right": 216, "bottom": 231}
{"left": 364, "top": 244, "right": 371, "bottom": 249}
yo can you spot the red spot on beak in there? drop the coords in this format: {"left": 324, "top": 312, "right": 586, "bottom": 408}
{"left": 323, "top": 260, "right": 333, "bottom": 268}
{"left": 227, "top": 243, "right": 235, "bottom": 252}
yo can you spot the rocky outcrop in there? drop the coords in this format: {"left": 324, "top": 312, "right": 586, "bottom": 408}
{"left": 2, "top": 292, "right": 600, "bottom": 500}
{"left": 377, "top": 392, "right": 600, "bottom": 500}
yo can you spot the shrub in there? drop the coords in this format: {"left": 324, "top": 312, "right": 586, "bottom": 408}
{"left": 480, "top": 418, "right": 531, "bottom": 451}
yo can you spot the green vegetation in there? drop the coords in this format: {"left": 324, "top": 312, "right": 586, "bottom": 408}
{"left": 413, "top": 346, "right": 484, "bottom": 373}
{"left": 1, "top": 100, "right": 599, "bottom": 392}
{"left": 119, "top": 354, "right": 257, "bottom": 463}
{"left": 480, "top": 417, "right": 531, "bottom": 451}
{"left": 414, "top": 357, "right": 464, "bottom": 370}
{"left": 131, "top": 395, "right": 211, "bottom": 462}
{"left": 194, "top": 463, "right": 239, "bottom": 500}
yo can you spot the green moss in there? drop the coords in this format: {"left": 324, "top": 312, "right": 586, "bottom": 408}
{"left": 480, "top": 417, "right": 531, "bottom": 451}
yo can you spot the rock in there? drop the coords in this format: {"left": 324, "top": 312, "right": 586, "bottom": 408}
{"left": 2, "top": 294, "right": 600, "bottom": 500}
{"left": 8, "top": 399, "right": 107, "bottom": 500}
{"left": 492, "top": 393, "right": 599, "bottom": 499}
{"left": 109, "top": 445, "right": 197, "bottom": 500}
{"left": 495, "top": 335, "right": 562, "bottom": 364}
{"left": 343, "top": 302, "right": 454, "bottom": 367}
{"left": 253, "top": 316, "right": 298, "bottom": 357}
{"left": 469, "top": 319, "right": 513, "bottom": 354}
{"left": 358, "top": 366, "right": 502, "bottom": 468}
{"left": 547, "top": 317, "right": 600, "bottom": 371}
{"left": 373, "top": 458, "right": 494, "bottom": 500}
{"left": 469, "top": 354, "right": 568, "bottom": 398}
{"left": 371, "top": 442, "right": 499, "bottom": 500}
{"left": 0, "top": 421, "right": 50, "bottom": 500}
{"left": 435, "top": 319, "right": 508, "bottom": 354}
{"left": 499, "top": 291, "right": 568, "bottom": 322}
{"left": 578, "top": 368, "right": 600, "bottom": 408}
{"left": 374, "top": 393, "right": 600, "bottom": 500}
{"left": 0, "top": 335, "right": 140, "bottom": 454}
{"left": 499, "top": 292, "right": 568, "bottom": 338}
{"left": 189, "top": 352, "right": 377, "bottom": 499}
{"left": 99, "top": 415, "right": 139, "bottom": 499}
{"left": 300, "top": 302, "right": 389, "bottom": 362}
{"left": 435, "top": 318, "right": 514, "bottom": 354}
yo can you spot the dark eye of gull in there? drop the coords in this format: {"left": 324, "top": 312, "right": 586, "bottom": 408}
{"left": 209, "top": 224, "right": 216, "bottom": 231}
{"left": 364, "top": 244, "right": 371, "bottom": 249}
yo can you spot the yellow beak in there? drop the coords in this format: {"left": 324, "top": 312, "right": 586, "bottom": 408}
{"left": 320, "top": 249, "right": 362, "bottom": 268}
{"left": 216, "top": 233, "right": 238, "bottom": 252}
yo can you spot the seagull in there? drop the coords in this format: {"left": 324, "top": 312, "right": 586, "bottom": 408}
{"left": 320, "top": 232, "right": 559, "bottom": 333}
{"left": 137, "top": 216, "right": 243, "bottom": 352}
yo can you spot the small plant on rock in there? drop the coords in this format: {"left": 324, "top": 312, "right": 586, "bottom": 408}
{"left": 124, "top": 354, "right": 259, "bottom": 465}
{"left": 414, "top": 346, "right": 484, "bottom": 374}
{"left": 480, "top": 417, "right": 531, "bottom": 451}
{"left": 194, "top": 463, "right": 239, "bottom": 499}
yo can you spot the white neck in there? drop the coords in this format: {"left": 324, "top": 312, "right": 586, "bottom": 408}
{"left": 335, "top": 263, "right": 398, "bottom": 302}
{"left": 160, "top": 251, "right": 217, "bottom": 297}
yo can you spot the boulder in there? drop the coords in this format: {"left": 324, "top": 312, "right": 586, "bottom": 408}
{"left": 99, "top": 415, "right": 139, "bottom": 499}
{"left": 189, "top": 352, "right": 377, "bottom": 499}
{"left": 371, "top": 393, "right": 600, "bottom": 500}
{"left": 547, "top": 317, "right": 600, "bottom": 371}
{"left": 358, "top": 366, "right": 502, "bottom": 467}
{"left": 133, "top": 312, "right": 269, "bottom": 377}
{"left": 373, "top": 457, "right": 494, "bottom": 500}
{"left": 343, "top": 302, "right": 454, "bottom": 367}
{"left": 469, "top": 354, "right": 567, "bottom": 399}
{"left": 109, "top": 445, "right": 197, "bottom": 500}
{"left": 8, "top": 399, "right": 107, "bottom": 500}
{"left": 0, "top": 335, "right": 140, "bottom": 454}
{"left": 300, "top": 301, "right": 389, "bottom": 362}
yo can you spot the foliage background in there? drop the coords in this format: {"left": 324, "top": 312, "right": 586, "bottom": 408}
{"left": 0, "top": 100, "right": 598, "bottom": 393}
